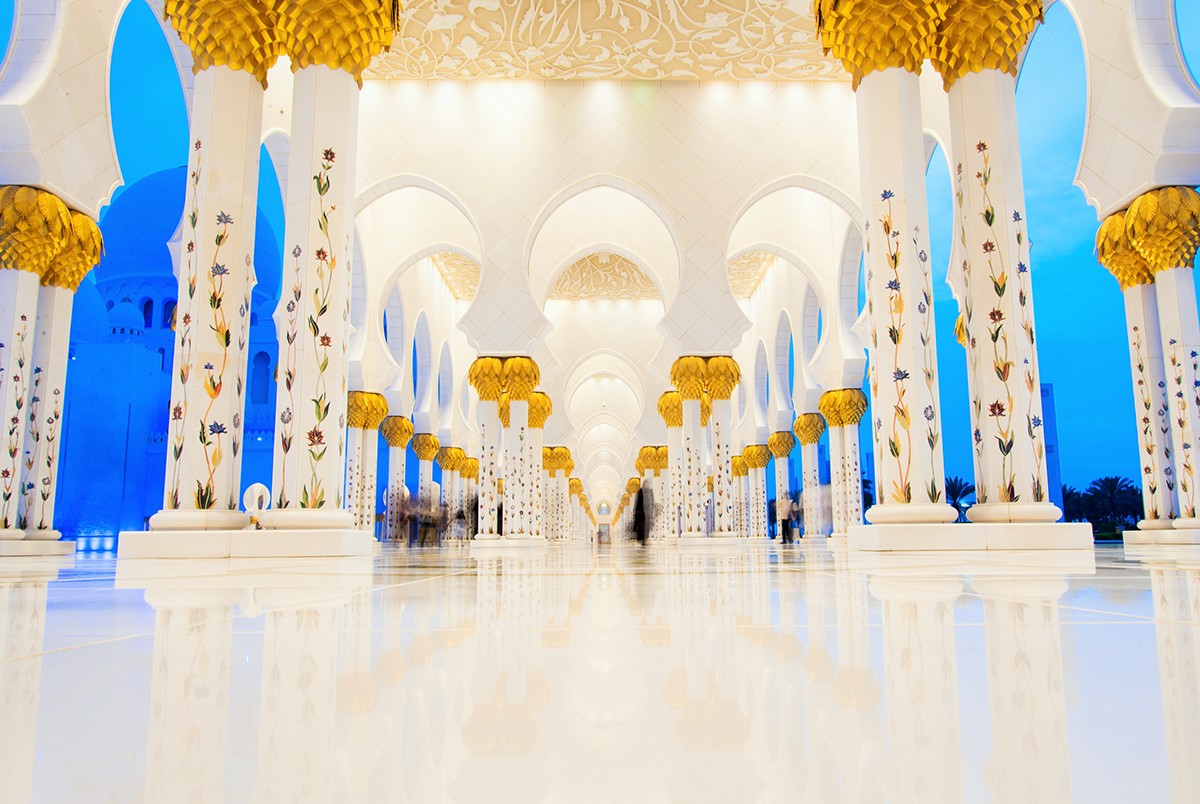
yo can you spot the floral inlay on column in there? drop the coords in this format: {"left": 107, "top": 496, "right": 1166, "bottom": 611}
{"left": 1, "top": 314, "right": 29, "bottom": 526}
{"left": 166, "top": 148, "right": 202, "bottom": 510}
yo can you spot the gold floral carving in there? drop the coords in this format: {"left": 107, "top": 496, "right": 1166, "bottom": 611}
{"left": 727, "top": 250, "right": 775, "bottom": 298}
{"left": 700, "top": 391, "right": 713, "bottom": 427}
{"left": 498, "top": 392, "right": 511, "bottom": 427}
{"left": 0, "top": 186, "right": 71, "bottom": 277}
{"left": 569, "top": 477, "right": 583, "bottom": 496}
{"left": 431, "top": 251, "right": 481, "bottom": 300}
{"left": 819, "top": 388, "right": 868, "bottom": 427}
{"left": 931, "top": 0, "right": 1043, "bottom": 89}
{"left": 461, "top": 457, "right": 480, "bottom": 479}
{"left": 369, "top": 0, "right": 845, "bottom": 82}
{"left": 165, "top": 0, "right": 281, "bottom": 86}
{"left": 814, "top": 0, "right": 945, "bottom": 88}
{"left": 731, "top": 456, "right": 748, "bottom": 477}
{"left": 768, "top": 430, "right": 796, "bottom": 457}
{"left": 705, "top": 355, "right": 741, "bottom": 401}
{"left": 436, "top": 446, "right": 465, "bottom": 470}
{"left": 412, "top": 432, "right": 441, "bottom": 461}
{"left": 381, "top": 415, "right": 414, "bottom": 447}
{"left": 1125, "top": 186, "right": 1200, "bottom": 275}
{"left": 44, "top": 212, "right": 103, "bottom": 292}
{"left": 671, "top": 356, "right": 707, "bottom": 401}
{"left": 528, "top": 390, "right": 553, "bottom": 428}
{"left": 792, "top": 412, "right": 826, "bottom": 445}
{"left": 271, "top": 0, "right": 400, "bottom": 83}
{"left": 658, "top": 391, "right": 683, "bottom": 428}
{"left": 347, "top": 390, "right": 389, "bottom": 429}
{"left": 548, "top": 252, "right": 658, "bottom": 301}
{"left": 469, "top": 356, "right": 505, "bottom": 401}
{"left": 1096, "top": 211, "right": 1153, "bottom": 291}
{"left": 742, "top": 444, "right": 771, "bottom": 469}
{"left": 502, "top": 356, "right": 540, "bottom": 401}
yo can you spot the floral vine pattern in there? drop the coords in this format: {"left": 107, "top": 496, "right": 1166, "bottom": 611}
{"left": 166, "top": 141, "right": 202, "bottom": 510}
{"left": 954, "top": 160, "right": 987, "bottom": 503}
{"left": 194, "top": 207, "right": 235, "bottom": 510}
{"left": 22, "top": 383, "right": 61, "bottom": 531}
{"left": 230, "top": 258, "right": 252, "bottom": 509}
{"left": 1168, "top": 340, "right": 1196, "bottom": 518}
{"left": 878, "top": 190, "right": 914, "bottom": 504}
{"left": 299, "top": 148, "right": 339, "bottom": 509}
{"left": 1, "top": 314, "right": 29, "bottom": 528}
{"left": 1012, "top": 207, "right": 1046, "bottom": 502}
{"left": 915, "top": 238, "right": 941, "bottom": 503}
{"left": 1131, "top": 326, "right": 1169, "bottom": 519}
{"left": 277, "top": 247, "right": 303, "bottom": 509}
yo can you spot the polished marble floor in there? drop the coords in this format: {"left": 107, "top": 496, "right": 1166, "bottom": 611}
{"left": 0, "top": 540, "right": 1196, "bottom": 803}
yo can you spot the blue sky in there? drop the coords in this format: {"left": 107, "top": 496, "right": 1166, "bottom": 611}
{"left": 6, "top": 1, "right": 1200, "bottom": 492}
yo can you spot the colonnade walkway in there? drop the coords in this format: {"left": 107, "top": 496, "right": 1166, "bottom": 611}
{"left": 2, "top": 540, "right": 1195, "bottom": 801}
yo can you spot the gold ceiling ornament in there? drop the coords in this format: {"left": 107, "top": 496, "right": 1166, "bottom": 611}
{"left": 502, "top": 356, "right": 540, "bottom": 401}
{"left": 768, "top": 431, "right": 796, "bottom": 458}
{"left": 436, "top": 446, "right": 464, "bottom": 471}
{"left": 380, "top": 415, "right": 414, "bottom": 447}
{"left": 469, "top": 356, "right": 505, "bottom": 402}
{"left": 431, "top": 251, "right": 481, "bottom": 301}
{"left": 461, "top": 457, "right": 480, "bottom": 480}
{"left": 1125, "top": 187, "right": 1200, "bottom": 275}
{"left": 347, "top": 390, "right": 389, "bottom": 430}
{"left": 671, "top": 356, "right": 708, "bottom": 401}
{"left": 743, "top": 444, "right": 772, "bottom": 470}
{"left": 626, "top": 477, "right": 641, "bottom": 494}
{"left": 498, "top": 392, "right": 511, "bottom": 428}
{"left": 527, "top": 391, "right": 553, "bottom": 429}
{"left": 699, "top": 391, "right": 713, "bottom": 427}
{"left": 814, "top": 0, "right": 946, "bottom": 89}
{"left": 369, "top": 0, "right": 844, "bottom": 82}
{"left": 931, "top": 0, "right": 1043, "bottom": 90}
{"left": 547, "top": 252, "right": 659, "bottom": 301}
{"left": 411, "top": 432, "right": 440, "bottom": 461}
{"left": 270, "top": 0, "right": 401, "bottom": 84}
{"left": 819, "top": 388, "right": 869, "bottom": 427}
{"left": 727, "top": 250, "right": 777, "bottom": 298}
{"left": 658, "top": 391, "right": 683, "bottom": 428}
{"left": 164, "top": 0, "right": 281, "bottom": 86}
{"left": 44, "top": 211, "right": 103, "bottom": 292}
{"left": 732, "top": 455, "right": 748, "bottom": 478}
{"left": 1097, "top": 210, "right": 1154, "bottom": 290}
{"left": 793, "top": 412, "right": 827, "bottom": 445}
{"left": 705, "top": 356, "right": 741, "bottom": 401}
{"left": 0, "top": 186, "right": 71, "bottom": 277}
{"left": 954, "top": 313, "right": 967, "bottom": 347}
{"left": 569, "top": 477, "right": 583, "bottom": 496}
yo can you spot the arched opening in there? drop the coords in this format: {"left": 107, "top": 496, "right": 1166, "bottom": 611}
{"left": 251, "top": 351, "right": 271, "bottom": 405}
{"left": 140, "top": 297, "right": 154, "bottom": 329}
{"left": 161, "top": 298, "right": 176, "bottom": 329}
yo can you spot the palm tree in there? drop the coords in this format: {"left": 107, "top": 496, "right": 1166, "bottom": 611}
{"left": 861, "top": 477, "right": 874, "bottom": 508}
{"left": 944, "top": 476, "right": 975, "bottom": 522}
{"left": 1083, "top": 476, "right": 1140, "bottom": 532}
{"left": 1062, "top": 485, "right": 1086, "bottom": 522}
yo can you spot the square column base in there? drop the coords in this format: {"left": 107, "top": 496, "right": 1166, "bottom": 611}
{"left": 117, "top": 528, "right": 375, "bottom": 559}
{"left": 847, "top": 521, "right": 1093, "bottom": 551}
{"left": 1122, "top": 528, "right": 1200, "bottom": 545}
{"left": 0, "top": 539, "right": 76, "bottom": 556}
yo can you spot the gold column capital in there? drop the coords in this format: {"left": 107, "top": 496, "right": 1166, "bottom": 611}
{"left": 165, "top": 0, "right": 281, "bottom": 87}
{"left": 347, "top": 390, "right": 388, "bottom": 430}
{"left": 768, "top": 431, "right": 796, "bottom": 458}
{"left": 435, "top": 446, "right": 464, "bottom": 472}
{"left": 1125, "top": 186, "right": 1200, "bottom": 275}
{"left": 626, "top": 477, "right": 641, "bottom": 494}
{"left": 814, "top": 0, "right": 946, "bottom": 89}
{"left": 380, "top": 415, "right": 413, "bottom": 448}
{"left": 0, "top": 186, "right": 72, "bottom": 278}
{"left": 498, "top": 392, "right": 511, "bottom": 428}
{"left": 501, "top": 356, "right": 539, "bottom": 401}
{"left": 819, "top": 388, "right": 869, "bottom": 427}
{"left": 469, "top": 356, "right": 505, "bottom": 402}
{"left": 699, "top": 392, "right": 713, "bottom": 428}
{"left": 527, "top": 391, "right": 552, "bottom": 429}
{"left": 552, "top": 446, "right": 571, "bottom": 473}
{"left": 542, "top": 445, "right": 554, "bottom": 471}
{"left": 569, "top": 477, "right": 583, "bottom": 496}
{"left": 44, "top": 211, "right": 103, "bottom": 291}
{"left": 704, "top": 355, "right": 741, "bottom": 401}
{"left": 270, "top": 0, "right": 401, "bottom": 84}
{"left": 1096, "top": 210, "right": 1154, "bottom": 290}
{"left": 658, "top": 391, "right": 683, "bottom": 428}
{"left": 732, "top": 456, "right": 748, "bottom": 478}
{"left": 461, "top": 457, "right": 479, "bottom": 480}
{"left": 743, "top": 445, "right": 771, "bottom": 470}
{"left": 670, "top": 356, "right": 708, "bottom": 401}
{"left": 637, "top": 445, "right": 657, "bottom": 475}
{"left": 931, "top": 0, "right": 1043, "bottom": 90}
{"left": 411, "top": 433, "right": 440, "bottom": 462}
{"left": 655, "top": 445, "right": 669, "bottom": 475}
{"left": 793, "top": 412, "right": 828, "bottom": 446}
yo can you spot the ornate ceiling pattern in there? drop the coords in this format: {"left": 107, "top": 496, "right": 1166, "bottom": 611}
{"left": 366, "top": 0, "right": 846, "bottom": 81}
{"left": 728, "top": 250, "right": 776, "bottom": 298}
{"left": 548, "top": 252, "right": 660, "bottom": 300}
{"left": 431, "top": 251, "right": 481, "bottom": 300}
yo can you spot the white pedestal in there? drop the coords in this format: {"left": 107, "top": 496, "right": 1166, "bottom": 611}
{"left": 117, "top": 529, "right": 375, "bottom": 558}
{"left": 1123, "top": 528, "right": 1200, "bottom": 546}
{"left": 847, "top": 522, "right": 1093, "bottom": 551}
{"left": 0, "top": 540, "right": 75, "bottom": 556}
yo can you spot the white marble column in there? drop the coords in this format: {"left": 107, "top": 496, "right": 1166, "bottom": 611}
{"left": 671, "top": 357, "right": 708, "bottom": 538}
{"left": 793, "top": 413, "right": 827, "bottom": 537}
{"left": 469, "top": 357, "right": 504, "bottom": 539}
{"left": 841, "top": 418, "right": 865, "bottom": 528}
{"left": 1126, "top": 187, "right": 1200, "bottom": 527}
{"left": 527, "top": 392, "right": 551, "bottom": 540}
{"left": 153, "top": 65, "right": 264, "bottom": 531}
{"left": 769, "top": 431, "right": 795, "bottom": 537}
{"left": 826, "top": 425, "right": 847, "bottom": 536}
{"left": 707, "top": 357, "right": 740, "bottom": 537}
{"left": 344, "top": 391, "right": 388, "bottom": 532}
{"left": 659, "top": 391, "right": 684, "bottom": 538}
{"left": 18, "top": 216, "right": 100, "bottom": 538}
{"left": 743, "top": 445, "right": 769, "bottom": 539}
{"left": 0, "top": 561, "right": 54, "bottom": 802}
{"left": 946, "top": 67, "right": 1058, "bottom": 522}
{"left": 380, "top": 416, "right": 413, "bottom": 543}
{"left": 411, "top": 433, "right": 440, "bottom": 523}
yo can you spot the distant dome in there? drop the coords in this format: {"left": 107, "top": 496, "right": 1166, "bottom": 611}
{"left": 109, "top": 298, "right": 143, "bottom": 332}
{"left": 95, "top": 167, "right": 185, "bottom": 286}
{"left": 69, "top": 279, "right": 109, "bottom": 344}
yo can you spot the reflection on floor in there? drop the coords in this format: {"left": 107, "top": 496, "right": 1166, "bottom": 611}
{"left": 0, "top": 542, "right": 1194, "bottom": 802}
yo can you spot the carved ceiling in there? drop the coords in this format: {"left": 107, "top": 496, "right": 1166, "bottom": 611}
{"left": 548, "top": 252, "right": 660, "bottom": 300}
{"left": 366, "top": 0, "right": 847, "bottom": 81}
{"left": 431, "top": 251, "right": 481, "bottom": 300}
{"left": 728, "top": 250, "right": 776, "bottom": 298}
